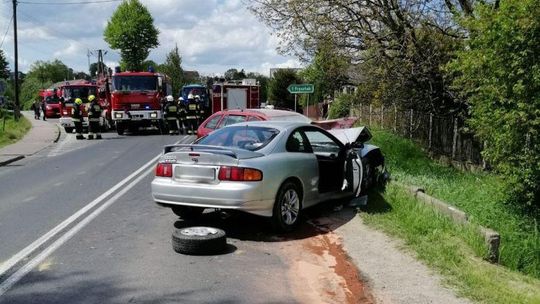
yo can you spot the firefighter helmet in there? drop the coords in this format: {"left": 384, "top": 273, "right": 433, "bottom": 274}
{"left": 187, "top": 94, "right": 194, "bottom": 100}
{"left": 88, "top": 95, "right": 96, "bottom": 102}
{"left": 166, "top": 95, "right": 174, "bottom": 102}
{"left": 178, "top": 97, "right": 184, "bottom": 101}
{"left": 75, "top": 98, "right": 82, "bottom": 105}
{"left": 195, "top": 95, "right": 200, "bottom": 100}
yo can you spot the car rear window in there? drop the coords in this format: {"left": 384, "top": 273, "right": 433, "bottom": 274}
{"left": 197, "top": 126, "right": 279, "bottom": 151}
{"left": 222, "top": 115, "right": 247, "bottom": 126}
{"left": 204, "top": 115, "right": 222, "bottom": 129}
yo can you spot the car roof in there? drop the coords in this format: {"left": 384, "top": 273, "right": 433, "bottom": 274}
{"left": 223, "top": 120, "right": 314, "bottom": 130}
{"left": 215, "top": 108, "right": 311, "bottom": 122}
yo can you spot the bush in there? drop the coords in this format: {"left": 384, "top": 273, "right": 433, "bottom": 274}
{"left": 328, "top": 94, "right": 354, "bottom": 119}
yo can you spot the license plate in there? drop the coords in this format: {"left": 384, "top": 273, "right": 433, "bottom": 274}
{"left": 174, "top": 165, "right": 216, "bottom": 182}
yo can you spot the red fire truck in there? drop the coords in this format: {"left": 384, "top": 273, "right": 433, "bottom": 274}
{"left": 211, "top": 79, "right": 260, "bottom": 114}
{"left": 110, "top": 70, "right": 171, "bottom": 135}
{"left": 58, "top": 81, "right": 99, "bottom": 133}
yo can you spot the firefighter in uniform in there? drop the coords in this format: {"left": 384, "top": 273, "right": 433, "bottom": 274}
{"left": 72, "top": 98, "right": 85, "bottom": 140}
{"left": 87, "top": 95, "right": 102, "bottom": 140}
{"left": 195, "top": 95, "right": 206, "bottom": 123}
{"left": 185, "top": 94, "right": 200, "bottom": 135}
{"left": 177, "top": 97, "right": 187, "bottom": 135}
{"left": 164, "top": 95, "right": 179, "bottom": 135}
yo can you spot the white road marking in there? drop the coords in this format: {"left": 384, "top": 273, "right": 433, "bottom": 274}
{"left": 53, "top": 182, "right": 64, "bottom": 187}
{"left": 22, "top": 196, "right": 36, "bottom": 203}
{"left": 0, "top": 136, "right": 191, "bottom": 294}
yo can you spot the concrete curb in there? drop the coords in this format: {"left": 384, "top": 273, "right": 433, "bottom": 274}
{"left": 0, "top": 155, "right": 25, "bottom": 166}
{"left": 398, "top": 182, "right": 500, "bottom": 263}
{"left": 53, "top": 124, "right": 61, "bottom": 143}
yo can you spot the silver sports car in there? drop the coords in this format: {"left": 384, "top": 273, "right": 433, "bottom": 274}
{"left": 151, "top": 121, "right": 387, "bottom": 232}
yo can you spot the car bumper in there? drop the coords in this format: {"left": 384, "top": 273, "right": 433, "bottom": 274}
{"left": 59, "top": 117, "right": 88, "bottom": 128}
{"left": 151, "top": 177, "right": 274, "bottom": 217}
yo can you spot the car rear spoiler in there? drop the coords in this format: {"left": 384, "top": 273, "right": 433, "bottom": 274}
{"left": 164, "top": 144, "right": 239, "bottom": 158}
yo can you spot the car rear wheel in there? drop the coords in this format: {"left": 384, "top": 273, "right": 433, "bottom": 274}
{"left": 172, "top": 227, "right": 226, "bottom": 255}
{"left": 361, "top": 158, "right": 374, "bottom": 193}
{"left": 272, "top": 181, "right": 301, "bottom": 233}
{"left": 172, "top": 206, "right": 204, "bottom": 220}
{"left": 64, "top": 127, "right": 73, "bottom": 134}
{"left": 116, "top": 123, "right": 124, "bottom": 135}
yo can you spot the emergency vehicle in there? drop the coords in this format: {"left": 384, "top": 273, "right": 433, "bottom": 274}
{"left": 58, "top": 81, "right": 98, "bottom": 133}
{"left": 211, "top": 79, "right": 260, "bottom": 114}
{"left": 110, "top": 68, "right": 171, "bottom": 135}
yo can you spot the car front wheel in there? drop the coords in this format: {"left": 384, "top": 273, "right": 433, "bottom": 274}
{"left": 272, "top": 181, "right": 302, "bottom": 233}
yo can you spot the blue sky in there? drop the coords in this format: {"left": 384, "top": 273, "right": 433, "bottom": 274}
{"left": 0, "top": 0, "right": 302, "bottom": 76}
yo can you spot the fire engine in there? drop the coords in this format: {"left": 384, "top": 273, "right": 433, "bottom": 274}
{"left": 211, "top": 79, "right": 260, "bottom": 114}
{"left": 110, "top": 68, "right": 171, "bottom": 135}
{"left": 58, "top": 81, "right": 99, "bottom": 133}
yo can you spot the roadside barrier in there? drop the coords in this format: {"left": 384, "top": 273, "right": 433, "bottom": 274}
{"left": 397, "top": 183, "right": 500, "bottom": 263}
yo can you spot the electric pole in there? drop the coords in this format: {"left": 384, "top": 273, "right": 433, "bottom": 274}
{"left": 87, "top": 49, "right": 93, "bottom": 76}
{"left": 12, "top": 0, "right": 20, "bottom": 120}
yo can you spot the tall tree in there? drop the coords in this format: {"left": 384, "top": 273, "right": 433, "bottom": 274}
{"left": 268, "top": 69, "right": 302, "bottom": 110}
{"left": 224, "top": 68, "right": 239, "bottom": 80}
{"left": 449, "top": 0, "right": 540, "bottom": 208}
{"left": 159, "top": 45, "right": 184, "bottom": 97}
{"left": 0, "top": 49, "right": 9, "bottom": 80}
{"left": 104, "top": 0, "right": 159, "bottom": 71}
{"left": 27, "top": 59, "right": 70, "bottom": 86}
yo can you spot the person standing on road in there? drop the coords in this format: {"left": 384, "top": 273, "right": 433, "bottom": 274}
{"left": 32, "top": 99, "right": 40, "bottom": 120}
{"left": 177, "top": 97, "right": 186, "bottom": 135}
{"left": 72, "top": 98, "right": 85, "bottom": 140}
{"left": 164, "top": 95, "right": 179, "bottom": 135}
{"left": 87, "top": 95, "right": 102, "bottom": 140}
{"left": 185, "top": 94, "right": 200, "bottom": 135}
{"left": 40, "top": 99, "right": 47, "bottom": 121}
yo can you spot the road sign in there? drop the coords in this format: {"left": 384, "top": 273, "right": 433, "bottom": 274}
{"left": 287, "top": 84, "right": 314, "bottom": 94}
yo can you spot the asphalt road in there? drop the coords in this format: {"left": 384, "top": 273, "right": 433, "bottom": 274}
{"left": 0, "top": 126, "right": 313, "bottom": 303}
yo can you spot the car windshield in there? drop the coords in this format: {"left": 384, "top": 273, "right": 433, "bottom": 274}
{"left": 113, "top": 76, "right": 158, "bottom": 91}
{"left": 197, "top": 126, "right": 279, "bottom": 151}
{"left": 63, "top": 87, "right": 97, "bottom": 102}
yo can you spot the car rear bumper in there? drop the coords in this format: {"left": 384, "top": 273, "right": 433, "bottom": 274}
{"left": 151, "top": 177, "right": 274, "bottom": 217}
{"left": 60, "top": 117, "right": 88, "bottom": 128}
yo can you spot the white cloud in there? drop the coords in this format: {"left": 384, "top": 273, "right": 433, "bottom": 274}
{"left": 2, "top": 0, "right": 298, "bottom": 76}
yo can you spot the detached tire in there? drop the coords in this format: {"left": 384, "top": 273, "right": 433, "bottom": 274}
{"left": 172, "top": 227, "right": 226, "bottom": 255}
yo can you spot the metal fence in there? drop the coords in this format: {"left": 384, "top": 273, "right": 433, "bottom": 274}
{"left": 351, "top": 104, "right": 485, "bottom": 167}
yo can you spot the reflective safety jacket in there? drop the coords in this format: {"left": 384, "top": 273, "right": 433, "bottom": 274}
{"left": 186, "top": 100, "right": 199, "bottom": 120}
{"left": 164, "top": 102, "right": 178, "bottom": 120}
{"left": 72, "top": 103, "right": 83, "bottom": 122}
{"left": 88, "top": 101, "right": 102, "bottom": 122}
{"left": 178, "top": 103, "right": 187, "bottom": 121}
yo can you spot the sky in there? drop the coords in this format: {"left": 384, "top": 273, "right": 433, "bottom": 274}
{"left": 0, "top": 0, "right": 302, "bottom": 76}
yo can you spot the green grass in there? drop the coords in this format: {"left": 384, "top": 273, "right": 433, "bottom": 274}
{"left": 0, "top": 113, "right": 31, "bottom": 149}
{"left": 360, "top": 127, "right": 540, "bottom": 303}
{"left": 363, "top": 185, "right": 540, "bottom": 304}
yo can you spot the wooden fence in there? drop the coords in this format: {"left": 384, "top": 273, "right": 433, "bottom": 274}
{"left": 351, "top": 104, "right": 485, "bottom": 167}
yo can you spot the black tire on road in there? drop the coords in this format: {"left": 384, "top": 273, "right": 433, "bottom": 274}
{"left": 172, "top": 227, "right": 227, "bottom": 255}
{"left": 171, "top": 206, "right": 204, "bottom": 220}
{"left": 116, "top": 123, "right": 124, "bottom": 135}
{"left": 64, "top": 127, "right": 73, "bottom": 134}
{"left": 272, "top": 181, "right": 302, "bottom": 233}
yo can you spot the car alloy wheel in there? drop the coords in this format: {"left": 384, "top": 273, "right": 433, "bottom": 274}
{"left": 272, "top": 181, "right": 302, "bottom": 233}
{"left": 172, "top": 226, "right": 227, "bottom": 255}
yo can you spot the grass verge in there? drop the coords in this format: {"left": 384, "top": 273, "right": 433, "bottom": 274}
{"left": 360, "top": 127, "right": 540, "bottom": 303}
{"left": 0, "top": 113, "right": 31, "bottom": 149}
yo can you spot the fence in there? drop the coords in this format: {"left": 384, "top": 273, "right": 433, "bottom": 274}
{"left": 351, "top": 104, "right": 485, "bottom": 168}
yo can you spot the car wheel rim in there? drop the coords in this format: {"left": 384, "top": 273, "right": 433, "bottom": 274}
{"left": 180, "top": 227, "right": 218, "bottom": 236}
{"left": 281, "top": 189, "right": 299, "bottom": 225}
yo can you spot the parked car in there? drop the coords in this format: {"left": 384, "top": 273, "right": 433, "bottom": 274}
{"left": 152, "top": 121, "right": 387, "bottom": 232}
{"left": 196, "top": 108, "right": 311, "bottom": 138}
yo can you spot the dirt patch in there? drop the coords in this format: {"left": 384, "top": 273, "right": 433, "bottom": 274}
{"left": 284, "top": 220, "right": 374, "bottom": 304}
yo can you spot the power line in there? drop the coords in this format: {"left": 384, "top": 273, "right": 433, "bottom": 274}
{"left": 0, "top": 13, "right": 13, "bottom": 48}
{"left": 18, "top": 0, "right": 122, "bottom": 4}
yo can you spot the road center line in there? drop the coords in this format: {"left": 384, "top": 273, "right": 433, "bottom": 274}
{"left": 0, "top": 136, "right": 190, "bottom": 282}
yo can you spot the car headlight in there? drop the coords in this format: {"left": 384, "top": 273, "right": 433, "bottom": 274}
{"left": 114, "top": 113, "right": 123, "bottom": 119}
{"left": 150, "top": 112, "right": 157, "bottom": 118}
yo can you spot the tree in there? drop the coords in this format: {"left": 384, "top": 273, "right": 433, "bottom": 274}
{"left": 0, "top": 49, "right": 9, "bottom": 80}
{"left": 224, "top": 68, "right": 238, "bottom": 80}
{"left": 268, "top": 69, "right": 302, "bottom": 110}
{"left": 159, "top": 45, "right": 184, "bottom": 97}
{"left": 104, "top": 0, "right": 159, "bottom": 71}
{"left": 89, "top": 62, "right": 107, "bottom": 78}
{"left": 449, "top": 0, "right": 540, "bottom": 208}
{"left": 27, "top": 59, "right": 70, "bottom": 85}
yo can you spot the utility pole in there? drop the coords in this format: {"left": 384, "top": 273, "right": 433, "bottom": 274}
{"left": 87, "top": 49, "right": 92, "bottom": 76}
{"left": 12, "top": 0, "right": 20, "bottom": 120}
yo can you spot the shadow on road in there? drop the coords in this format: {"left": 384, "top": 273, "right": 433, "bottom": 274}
{"left": 173, "top": 199, "right": 361, "bottom": 243}
{"left": 0, "top": 271, "right": 241, "bottom": 304}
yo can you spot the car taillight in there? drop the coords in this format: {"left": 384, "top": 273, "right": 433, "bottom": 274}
{"left": 62, "top": 110, "right": 69, "bottom": 115}
{"left": 218, "top": 166, "right": 262, "bottom": 181}
{"left": 155, "top": 163, "right": 173, "bottom": 177}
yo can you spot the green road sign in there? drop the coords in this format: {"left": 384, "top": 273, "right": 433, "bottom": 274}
{"left": 287, "top": 84, "right": 314, "bottom": 94}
